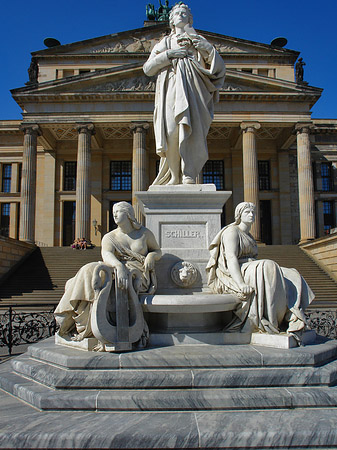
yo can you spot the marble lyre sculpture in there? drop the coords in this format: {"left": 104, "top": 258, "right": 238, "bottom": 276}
{"left": 55, "top": 202, "right": 162, "bottom": 352}
{"left": 206, "top": 202, "right": 314, "bottom": 340}
{"left": 143, "top": 2, "right": 226, "bottom": 185}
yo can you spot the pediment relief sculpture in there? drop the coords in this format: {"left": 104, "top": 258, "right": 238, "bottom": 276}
{"left": 91, "top": 33, "right": 168, "bottom": 54}
{"left": 83, "top": 75, "right": 156, "bottom": 92}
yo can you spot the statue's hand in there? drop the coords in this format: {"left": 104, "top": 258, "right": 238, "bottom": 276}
{"left": 192, "top": 36, "right": 213, "bottom": 54}
{"left": 144, "top": 253, "right": 155, "bottom": 272}
{"left": 116, "top": 266, "right": 129, "bottom": 290}
{"left": 167, "top": 48, "right": 188, "bottom": 59}
{"left": 238, "top": 283, "right": 254, "bottom": 296}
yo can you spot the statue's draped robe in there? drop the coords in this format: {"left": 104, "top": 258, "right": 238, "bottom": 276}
{"left": 206, "top": 225, "right": 314, "bottom": 333}
{"left": 143, "top": 34, "right": 226, "bottom": 184}
{"left": 55, "top": 233, "right": 156, "bottom": 339}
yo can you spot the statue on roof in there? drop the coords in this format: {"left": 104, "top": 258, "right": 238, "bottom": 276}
{"left": 295, "top": 57, "right": 306, "bottom": 84}
{"left": 146, "top": 0, "right": 171, "bottom": 22}
{"left": 27, "top": 57, "right": 38, "bottom": 85}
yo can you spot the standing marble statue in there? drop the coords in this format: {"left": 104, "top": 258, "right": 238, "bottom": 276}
{"left": 206, "top": 202, "right": 314, "bottom": 339}
{"left": 55, "top": 202, "right": 162, "bottom": 351}
{"left": 143, "top": 3, "right": 226, "bottom": 185}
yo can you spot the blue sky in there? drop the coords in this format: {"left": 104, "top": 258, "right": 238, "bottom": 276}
{"left": 0, "top": 0, "right": 336, "bottom": 119}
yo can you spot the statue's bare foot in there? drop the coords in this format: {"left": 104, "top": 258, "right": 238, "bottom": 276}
{"left": 93, "top": 342, "right": 105, "bottom": 352}
{"left": 71, "top": 333, "right": 84, "bottom": 342}
{"left": 182, "top": 175, "right": 195, "bottom": 184}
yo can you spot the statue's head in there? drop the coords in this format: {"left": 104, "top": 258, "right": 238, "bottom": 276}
{"left": 112, "top": 202, "right": 141, "bottom": 230}
{"left": 169, "top": 3, "right": 193, "bottom": 32}
{"left": 234, "top": 202, "right": 256, "bottom": 224}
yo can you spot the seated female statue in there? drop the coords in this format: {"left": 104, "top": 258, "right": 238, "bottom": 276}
{"left": 55, "top": 202, "right": 162, "bottom": 349}
{"left": 206, "top": 202, "right": 314, "bottom": 337}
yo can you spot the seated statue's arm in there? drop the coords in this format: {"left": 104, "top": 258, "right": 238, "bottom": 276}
{"left": 144, "top": 229, "right": 162, "bottom": 271}
{"left": 224, "top": 228, "right": 254, "bottom": 296}
{"left": 101, "top": 234, "right": 129, "bottom": 290}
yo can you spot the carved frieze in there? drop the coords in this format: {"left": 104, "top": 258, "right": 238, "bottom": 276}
{"left": 84, "top": 76, "right": 156, "bottom": 92}
{"left": 91, "top": 34, "right": 167, "bottom": 54}
{"left": 220, "top": 83, "right": 243, "bottom": 92}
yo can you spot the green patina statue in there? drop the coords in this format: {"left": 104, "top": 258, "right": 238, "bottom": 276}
{"left": 146, "top": 0, "right": 171, "bottom": 22}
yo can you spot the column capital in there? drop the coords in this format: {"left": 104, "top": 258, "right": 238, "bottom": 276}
{"left": 295, "top": 122, "right": 314, "bottom": 135}
{"left": 240, "top": 122, "right": 261, "bottom": 133}
{"left": 130, "top": 122, "right": 150, "bottom": 134}
{"left": 19, "top": 124, "right": 41, "bottom": 137}
{"left": 76, "top": 123, "right": 95, "bottom": 135}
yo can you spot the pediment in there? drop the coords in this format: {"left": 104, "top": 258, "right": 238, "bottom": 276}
{"left": 15, "top": 65, "right": 319, "bottom": 98}
{"left": 32, "top": 24, "right": 298, "bottom": 58}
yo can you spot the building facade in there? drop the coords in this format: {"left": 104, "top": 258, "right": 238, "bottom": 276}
{"left": 0, "top": 22, "right": 336, "bottom": 247}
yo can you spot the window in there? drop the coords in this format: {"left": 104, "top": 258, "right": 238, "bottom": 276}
{"left": 63, "top": 162, "right": 77, "bottom": 191}
{"left": 323, "top": 201, "right": 334, "bottom": 234}
{"left": 202, "top": 160, "right": 224, "bottom": 190}
{"left": 321, "top": 162, "right": 333, "bottom": 191}
{"left": 2, "top": 164, "right": 11, "bottom": 192}
{"left": 258, "top": 161, "right": 271, "bottom": 190}
{"left": 0, "top": 203, "right": 10, "bottom": 237}
{"left": 110, "top": 161, "right": 132, "bottom": 191}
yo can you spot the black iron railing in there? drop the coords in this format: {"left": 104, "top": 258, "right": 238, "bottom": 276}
{"left": 0, "top": 304, "right": 57, "bottom": 355}
{"left": 0, "top": 304, "right": 335, "bottom": 356}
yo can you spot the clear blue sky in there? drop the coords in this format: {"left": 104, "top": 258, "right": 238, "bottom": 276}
{"left": 1, "top": 0, "right": 336, "bottom": 119}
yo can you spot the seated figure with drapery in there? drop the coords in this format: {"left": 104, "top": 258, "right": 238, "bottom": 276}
{"left": 206, "top": 202, "right": 314, "bottom": 342}
{"left": 55, "top": 202, "right": 162, "bottom": 351}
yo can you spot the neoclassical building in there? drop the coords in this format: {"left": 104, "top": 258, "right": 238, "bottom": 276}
{"left": 0, "top": 21, "right": 336, "bottom": 247}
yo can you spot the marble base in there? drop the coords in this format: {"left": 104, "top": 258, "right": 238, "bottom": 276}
{"left": 251, "top": 330, "right": 317, "bottom": 349}
{"left": 55, "top": 333, "right": 98, "bottom": 351}
{"left": 149, "top": 331, "right": 251, "bottom": 346}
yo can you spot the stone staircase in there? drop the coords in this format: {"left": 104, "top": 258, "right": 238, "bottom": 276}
{"left": 258, "top": 245, "right": 337, "bottom": 310}
{"left": 1, "top": 337, "right": 337, "bottom": 412}
{"left": 0, "top": 245, "right": 336, "bottom": 310}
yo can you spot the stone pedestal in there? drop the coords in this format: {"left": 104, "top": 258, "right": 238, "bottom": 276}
{"left": 136, "top": 185, "right": 234, "bottom": 337}
{"left": 136, "top": 185, "right": 231, "bottom": 289}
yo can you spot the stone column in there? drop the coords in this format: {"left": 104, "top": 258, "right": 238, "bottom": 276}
{"left": 130, "top": 122, "right": 149, "bottom": 222}
{"left": 75, "top": 123, "right": 95, "bottom": 241}
{"left": 241, "top": 122, "right": 261, "bottom": 241}
{"left": 296, "top": 123, "right": 315, "bottom": 243}
{"left": 19, "top": 124, "right": 41, "bottom": 243}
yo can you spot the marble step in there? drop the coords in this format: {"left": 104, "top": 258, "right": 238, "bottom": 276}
{"left": 27, "top": 338, "right": 337, "bottom": 369}
{"left": 11, "top": 354, "right": 337, "bottom": 390}
{"left": 1, "top": 368, "right": 337, "bottom": 412}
